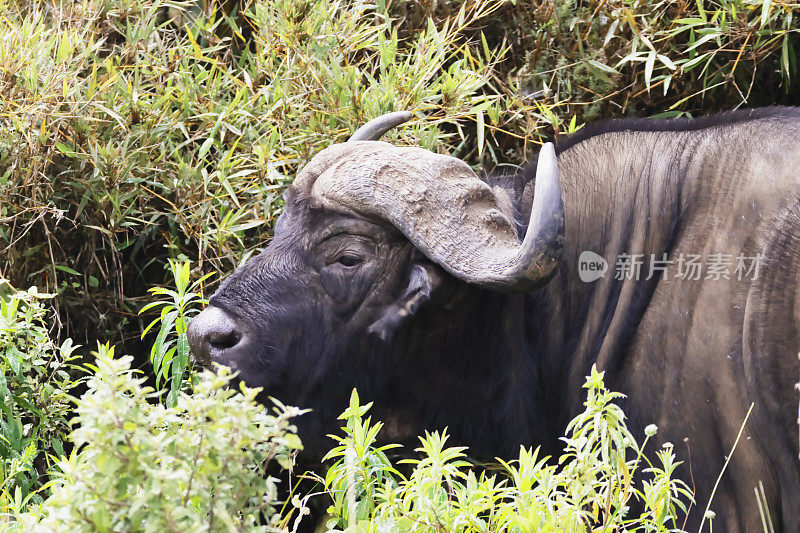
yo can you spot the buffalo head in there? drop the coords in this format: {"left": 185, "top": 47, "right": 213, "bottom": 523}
{"left": 188, "top": 113, "right": 564, "bottom": 457}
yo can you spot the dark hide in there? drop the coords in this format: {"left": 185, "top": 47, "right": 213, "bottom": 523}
{"left": 191, "top": 107, "right": 800, "bottom": 531}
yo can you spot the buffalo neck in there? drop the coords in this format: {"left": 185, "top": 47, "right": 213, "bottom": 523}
{"left": 382, "top": 285, "right": 557, "bottom": 460}
{"left": 534, "top": 132, "right": 696, "bottom": 427}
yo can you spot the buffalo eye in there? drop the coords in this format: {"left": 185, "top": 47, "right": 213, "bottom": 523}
{"left": 334, "top": 254, "right": 363, "bottom": 268}
{"left": 320, "top": 250, "right": 373, "bottom": 306}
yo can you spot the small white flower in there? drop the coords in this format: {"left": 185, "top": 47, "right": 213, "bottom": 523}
{"left": 644, "top": 424, "right": 658, "bottom": 437}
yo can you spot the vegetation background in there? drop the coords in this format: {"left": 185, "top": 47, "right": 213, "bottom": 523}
{"left": 2, "top": 0, "right": 797, "bottom": 359}
{"left": 0, "top": 0, "right": 797, "bottom": 530}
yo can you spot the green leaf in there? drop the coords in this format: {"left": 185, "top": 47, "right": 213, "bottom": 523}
{"left": 4, "top": 346, "right": 21, "bottom": 374}
{"left": 683, "top": 33, "right": 721, "bottom": 54}
{"left": 167, "top": 357, "right": 184, "bottom": 408}
{"left": 696, "top": 0, "right": 707, "bottom": 22}
{"left": 586, "top": 59, "right": 620, "bottom": 76}
{"left": 760, "top": 0, "right": 772, "bottom": 28}
{"left": 657, "top": 54, "right": 677, "bottom": 71}
{"left": 782, "top": 35, "right": 791, "bottom": 81}
{"left": 644, "top": 50, "right": 656, "bottom": 90}
{"left": 682, "top": 51, "right": 713, "bottom": 71}
{"left": 476, "top": 110, "right": 484, "bottom": 158}
{"left": 226, "top": 219, "right": 267, "bottom": 233}
{"left": 54, "top": 142, "right": 75, "bottom": 156}
{"left": 0, "top": 372, "right": 9, "bottom": 405}
{"left": 176, "top": 261, "right": 190, "bottom": 296}
{"left": 160, "top": 346, "right": 176, "bottom": 381}
{"left": 54, "top": 265, "right": 80, "bottom": 276}
{"left": 175, "top": 332, "right": 189, "bottom": 378}
{"left": 151, "top": 310, "right": 178, "bottom": 387}
{"left": 52, "top": 437, "right": 64, "bottom": 458}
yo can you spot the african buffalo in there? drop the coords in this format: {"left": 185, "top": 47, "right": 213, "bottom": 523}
{"left": 189, "top": 107, "right": 800, "bottom": 531}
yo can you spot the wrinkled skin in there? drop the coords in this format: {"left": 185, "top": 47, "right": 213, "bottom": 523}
{"left": 203, "top": 205, "right": 423, "bottom": 453}
{"left": 190, "top": 108, "right": 800, "bottom": 531}
{"left": 197, "top": 197, "right": 550, "bottom": 458}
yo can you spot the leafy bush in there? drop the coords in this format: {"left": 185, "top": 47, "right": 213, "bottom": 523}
{"left": 0, "top": 281, "right": 84, "bottom": 512}
{"left": 394, "top": 1, "right": 800, "bottom": 141}
{"left": 140, "top": 260, "right": 211, "bottom": 406}
{"left": 9, "top": 346, "right": 303, "bottom": 532}
{"left": 0, "top": 338, "right": 694, "bottom": 532}
{"left": 0, "top": 280, "right": 696, "bottom": 531}
{"left": 0, "top": 0, "right": 511, "bottom": 349}
{"left": 322, "top": 367, "right": 692, "bottom": 532}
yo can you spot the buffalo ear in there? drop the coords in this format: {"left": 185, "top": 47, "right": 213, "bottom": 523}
{"left": 368, "top": 263, "right": 440, "bottom": 342}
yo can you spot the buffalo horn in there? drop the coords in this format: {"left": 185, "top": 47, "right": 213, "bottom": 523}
{"left": 300, "top": 140, "right": 564, "bottom": 291}
{"left": 498, "top": 142, "right": 564, "bottom": 289}
{"left": 348, "top": 111, "right": 413, "bottom": 142}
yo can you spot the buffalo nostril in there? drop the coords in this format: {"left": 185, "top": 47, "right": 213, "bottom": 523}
{"left": 188, "top": 305, "right": 245, "bottom": 365}
{"left": 207, "top": 329, "right": 241, "bottom": 350}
